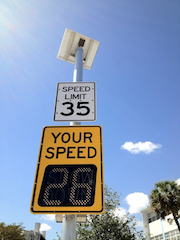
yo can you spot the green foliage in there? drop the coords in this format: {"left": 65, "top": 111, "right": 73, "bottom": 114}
{"left": 77, "top": 184, "right": 145, "bottom": 240}
{"left": 150, "top": 180, "right": 180, "bottom": 231}
{"left": 0, "top": 222, "right": 26, "bottom": 240}
{"left": 53, "top": 231, "right": 61, "bottom": 240}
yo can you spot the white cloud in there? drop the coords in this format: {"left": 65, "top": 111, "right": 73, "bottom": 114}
{"left": 113, "top": 207, "right": 127, "bottom": 219}
{"left": 125, "top": 192, "right": 149, "bottom": 214}
{"left": 121, "top": 141, "right": 162, "bottom": 154}
{"left": 41, "top": 214, "right": 55, "bottom": 221}
{"left": 40, "top": 223, "right": 52, "bottom": 231}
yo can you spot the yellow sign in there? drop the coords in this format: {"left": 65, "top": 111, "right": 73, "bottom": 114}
{"left": 30, "top": 125, "right": 104, "bottom": 214}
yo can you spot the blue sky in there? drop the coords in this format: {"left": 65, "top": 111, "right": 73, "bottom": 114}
{"left": 1, "top": 0, "right": 180, "bottom": 239}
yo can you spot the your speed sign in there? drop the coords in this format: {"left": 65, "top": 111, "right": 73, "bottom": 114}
{"left": 54, "top": 82, "right": 96, "bottom": 122}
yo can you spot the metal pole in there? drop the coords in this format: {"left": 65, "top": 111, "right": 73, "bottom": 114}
{"left": 73, "top": 46, "right": 83, "bottom": 83}
{"left": 61, "top": 215, "right": 77, "bottom": 240}
{"left": 61, "top": 46, "right": 83, "bottom": 240}
{"left": 70, "top": 46, "right": 83, "bottom": 126}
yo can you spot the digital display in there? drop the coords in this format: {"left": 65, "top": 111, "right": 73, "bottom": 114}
{"left": 30, "top": 126, "right": 104, "bottom": 214}
{"left": 38, "top": 165, "right": 97, "bottom": 207}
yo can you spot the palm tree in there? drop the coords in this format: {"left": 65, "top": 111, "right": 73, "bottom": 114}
{"left": 150, "top": 180, "right": 180, "bottom": 232}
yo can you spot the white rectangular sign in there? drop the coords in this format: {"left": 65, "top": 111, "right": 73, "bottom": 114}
{"left": 54, "top": 82, "right": 96, "bottom": 122}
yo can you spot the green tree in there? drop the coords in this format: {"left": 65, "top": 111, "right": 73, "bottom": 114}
{"left": 53, "top": 231, "right": 61, "bottom": 240}
{"left": 0, "top": 222, "right": 26, "bottom": 240}
{"left": 77, "top": 184, "right": 145, "bottom": 240}
{"left": 150, "top": 180, "right": 180, "bottom": 232}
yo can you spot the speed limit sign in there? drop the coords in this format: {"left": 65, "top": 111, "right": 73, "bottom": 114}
{"left": 54, "top": 82, "right": 96, "bottom": 122}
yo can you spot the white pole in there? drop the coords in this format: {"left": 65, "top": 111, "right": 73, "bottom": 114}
{"left": 61, "top": 46, "right": 83, "bottom": 240}
{"left": 73, "top": 46, "right": 83, "bottom": 83}
{"left": 70, "top": 46, "right": 83, "bottom": 126}
{"left": 61, "top": 215, "right": 77, "bottom": 240}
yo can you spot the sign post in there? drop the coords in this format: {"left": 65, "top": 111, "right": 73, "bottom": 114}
{"left": 63, "top": 45, "right": 82, "bottom": 240}
{"left": 30, "top": 29, "right": 103, "bottom": 240}
{"left": 57, "top": 31, "right": 102, "bottom": 240}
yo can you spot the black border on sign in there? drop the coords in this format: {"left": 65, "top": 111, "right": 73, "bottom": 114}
{"left": 53, "top": 82, "right": 96, "bottom": 122}
{"left": 30, "top": 125, "right": 104, "bottom": 214}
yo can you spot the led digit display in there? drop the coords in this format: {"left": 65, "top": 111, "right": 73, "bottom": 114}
{"left": 38, "top": 165, "right": 97, "bottom": 207}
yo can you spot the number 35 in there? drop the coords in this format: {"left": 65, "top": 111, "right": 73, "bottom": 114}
{"left": 61, "top": 102, "right": 90, "bottom": 116}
